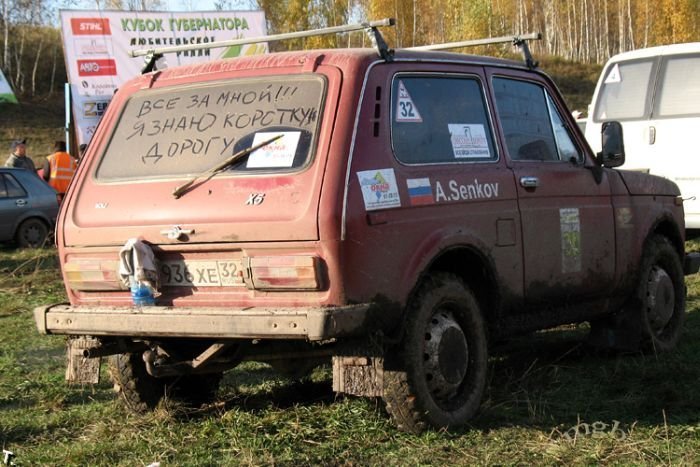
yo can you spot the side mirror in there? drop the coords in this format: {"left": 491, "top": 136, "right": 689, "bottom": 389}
{"left": 597, "top": 121, "right": 625, "bottom": 168}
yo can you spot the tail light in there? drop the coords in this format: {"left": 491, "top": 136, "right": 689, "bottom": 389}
{"left": 64, "top": 260, "right": 125, "bottom": 291}
{"left": 64, "top": 256, "right": 324, "bottom": 292}
{"left": 247, "top": 255, "right": 322, "bottom": 290}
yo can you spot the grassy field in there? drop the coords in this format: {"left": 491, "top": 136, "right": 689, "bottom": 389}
{"left": 1, "top": 242, "right": 700, "bottom": 466}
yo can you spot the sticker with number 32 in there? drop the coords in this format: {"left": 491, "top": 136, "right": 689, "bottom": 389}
{"left": 395, "top": 80, "right": 423, "bottom": 123}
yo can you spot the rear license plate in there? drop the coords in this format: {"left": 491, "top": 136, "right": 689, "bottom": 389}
{"left": 159, "top": 260, "right": 245, "bottom": 287}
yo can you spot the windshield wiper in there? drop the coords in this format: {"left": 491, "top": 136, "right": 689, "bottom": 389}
{"left": 172, "top": 134, "right": 283, "bottom": 199}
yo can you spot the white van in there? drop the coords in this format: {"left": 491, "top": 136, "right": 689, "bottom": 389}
{"left": 585, "top": 42, "right": 700, "bottom": 227}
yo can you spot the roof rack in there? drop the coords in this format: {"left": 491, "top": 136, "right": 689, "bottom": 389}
{"left": 132, "top": 18, "right": 396, "bottom": 73}
{"left": 407, "top": 32, "right": 542, "bottom": 69}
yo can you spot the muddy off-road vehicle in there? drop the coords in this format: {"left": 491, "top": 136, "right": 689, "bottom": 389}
{"left": 35, "top": 21, "right": 700, "bottom": 433}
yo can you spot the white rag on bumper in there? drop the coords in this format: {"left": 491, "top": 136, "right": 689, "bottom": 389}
{"left": 118, "top": 237, "right": 159, "bottom": 290}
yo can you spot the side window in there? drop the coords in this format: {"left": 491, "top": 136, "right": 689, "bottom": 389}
{"left": 593, "top": 59, "right": 655, "bottom": 121}
{"left": 0, "top": 176, "right": 7, "bottom": 198}
{"left": 4, "top": 174, "right": 26, "bottom": 198}
{"left": 492, "top": 78, "right": 559, "bottom": 162}
{"left": 655, "top": 54, "right": 700, "bottom": 118}
{"left": 391, "top": 76, "right": 497, "bottom": 164}
{"left": 546, "top": 93, "right": 582, "bottom": 163}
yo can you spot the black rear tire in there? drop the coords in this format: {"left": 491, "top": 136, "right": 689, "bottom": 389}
{"left": 383, "top": 273, "right": 488, "bottom": 433}
{"left": 110, "top": 353, "right": 166, "bottom": 412}
{"left": 15, "top": 218, "right": 48, "bottom": 248}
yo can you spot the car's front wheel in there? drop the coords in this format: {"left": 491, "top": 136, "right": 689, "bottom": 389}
{"left": 15, "top": 218, "right": 49, "bottom": 248}
{"left": 589, "top": 234, "right": 686, "bottom": 353}
{"left": 637, "top": 235, "right": 685, "bottom": 352}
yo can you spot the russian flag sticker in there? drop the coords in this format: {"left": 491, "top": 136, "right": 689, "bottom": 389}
{"left": 407, "top": 178, "right": 434, "bottom": 205}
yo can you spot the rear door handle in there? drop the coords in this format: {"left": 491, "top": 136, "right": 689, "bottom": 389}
{"left": 519, "top": 176, "right": 540, "bottom": 188}
{"left": 15, "top": 199, "right": 26, "bottom": 207}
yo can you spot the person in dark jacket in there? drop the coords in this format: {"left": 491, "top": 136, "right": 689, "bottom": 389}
{"left": 4, "top": 139, "right": 37, "bottom": 172}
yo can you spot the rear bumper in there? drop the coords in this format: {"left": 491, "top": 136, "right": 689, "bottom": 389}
{"left": 34, "top": 303, "right": 370, "bottom": 341}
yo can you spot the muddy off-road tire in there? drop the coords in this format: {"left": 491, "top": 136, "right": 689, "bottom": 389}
{"left": 110, "top": 353, "right": 222, "bottom": 412}
{"left": 591, "top": 235, "right": 687, "bottom": 352}
{"left": 383, "top": 273, "right": 488, "bottom": 433}
{"left": 637, "top": 235, "right": 685, "bottom": 352}
{"left": 110, "top": 353, "right": 166, "bottom": 412}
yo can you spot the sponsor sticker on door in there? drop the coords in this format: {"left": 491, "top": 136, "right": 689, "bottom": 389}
{"left": 448, "top": 123, "right": 491, "bottom": 159}
{"left": 560, "top": 208, "right": 582, "bottom": 273}
{"left": 357, "top": 169, "right": 401, "bottom": 211}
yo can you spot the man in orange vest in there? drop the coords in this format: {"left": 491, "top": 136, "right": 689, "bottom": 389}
{"left": 42, "top": 141, "right": 77, "bottom": 201}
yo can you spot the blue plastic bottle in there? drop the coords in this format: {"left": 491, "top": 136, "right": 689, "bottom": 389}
{"left": 130, "top": 280, "right": 155, "bottom": 306}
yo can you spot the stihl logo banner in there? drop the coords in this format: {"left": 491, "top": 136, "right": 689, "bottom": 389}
{"left": 77, "top": 59, "right": 117, "bottom": 76}
{"left": 71, "top": 18, "right": 112, "bottom": 35}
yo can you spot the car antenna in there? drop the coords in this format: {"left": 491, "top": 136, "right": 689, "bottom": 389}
{"left": 134, "top": 18, "right": 397, "bottom": 74}
{"left": 406, "top": 32, "right": 542, "bottom": 69}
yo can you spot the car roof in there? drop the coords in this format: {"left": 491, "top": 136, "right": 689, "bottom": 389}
{"left": 130, "top": 48, "right": 532, "bottom": 89}
{"left": 0, "top": 167, "right": 33, "bottom": 175}
{"left": 605, "top": 41, "right": 700, "bottom": 62}
{"left": 1, "top": 167, "right": 55, "bottom": 190}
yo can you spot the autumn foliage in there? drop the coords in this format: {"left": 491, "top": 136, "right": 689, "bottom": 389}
{"left": 1, "top": 0, "right": 699, "bottom": 99}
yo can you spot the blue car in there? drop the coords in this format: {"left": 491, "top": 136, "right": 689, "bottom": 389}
{"left": 0, "top": 168, "right": 59, "bottom": 247}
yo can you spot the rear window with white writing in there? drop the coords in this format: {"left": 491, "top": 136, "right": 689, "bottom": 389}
{"left": 95, "top": 75, "right": 325, "bottom": 181}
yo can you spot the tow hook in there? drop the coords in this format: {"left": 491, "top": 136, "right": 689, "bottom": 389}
{"left": 142, "top": 349, "right": 163, "bottom": 377}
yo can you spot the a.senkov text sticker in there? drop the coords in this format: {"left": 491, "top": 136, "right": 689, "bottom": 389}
{"left": 247, "top": 131, "right": 301, "bottom": 168}
{"left": 395, "top": 81, "right": 423, "bottom": 123}
{"left": 357, "top": 169, "right": 401, "bottom": 211}
{"left": 448, "top": 124, "right": 490, "bottom": 159}
{"left": 435, "top": 179, "right": 499, "bottom": 202}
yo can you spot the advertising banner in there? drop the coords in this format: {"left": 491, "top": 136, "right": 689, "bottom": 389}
{"left": 60, "top": 9, "right": 267, "bottom": 145}
{"left": 0, "top": 68, "right": 18, "bottom": 104}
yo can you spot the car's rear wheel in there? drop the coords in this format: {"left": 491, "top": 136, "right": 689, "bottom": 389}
{"left": 383, "top": 273, "right": 488, "bottom": 433}
{"left": 110, "top": 353, "right": 222, "bottom": 412}
{"left": 15, "top": 218, "right": 48, "bottom": 248}
{"left": 110, "top": 353, "right": 165, "bottom": 412}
